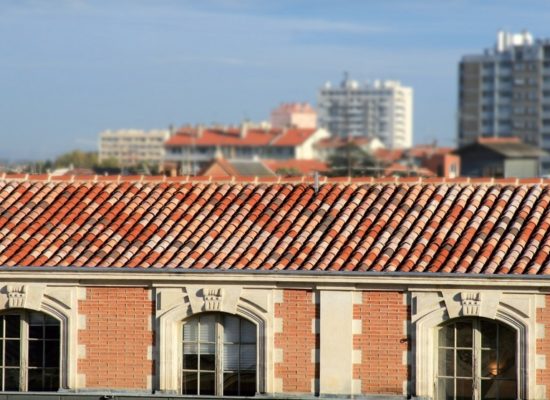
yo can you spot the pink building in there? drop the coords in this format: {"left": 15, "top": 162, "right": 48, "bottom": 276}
{"left": 270, "top": 102, "right": 317, "bottom": 129}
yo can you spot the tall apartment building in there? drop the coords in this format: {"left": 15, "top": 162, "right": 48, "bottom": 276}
{"left": 98, "top": 129, "right": 170, "bottom": 168}
{"left": 317, "top": 76, "right": 413, "bottom": 149}
{"left": 458, "top": 31, "right": 550, "bottom": 172}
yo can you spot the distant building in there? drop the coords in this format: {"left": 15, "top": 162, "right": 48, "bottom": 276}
{"left": 375, "top": 144, "right": 460, "bottom": 178}
{"left": 458, "top": 31, "right": 550, "bottom": 172}
{"left": 455, "top": 137, "right": 546, "bottom": 178}
{"left": 270, "top": 103, "right": 317, "bottom": 129}
{"left": 313, "top": 137, "right": 385, "bottom": 162}
{"left": 98, "top": 129, "right": 169, "bottom": 168}
{"left": 318, "top": 76, "right": 413, "bottom": 149}
{"left": 164, "top": 124, "right": 330, "bottom": 175}
{"left": 197, "top": 158, "right": 328, "bottom": 178}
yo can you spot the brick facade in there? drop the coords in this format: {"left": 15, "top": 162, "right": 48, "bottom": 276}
{"left": 354, "top": 291, "right": 409, "bottom": 395}
{"left": 78, "top": 287, "right": 155, "bottom": 389}
{"left": 274, "top": 289, "right": 319, "bottom": 393}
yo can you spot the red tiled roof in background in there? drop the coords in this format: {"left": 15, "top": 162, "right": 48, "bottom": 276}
{"left": 165, "top": 127, "right": 317, "bottom": 147}
{"left": 1, "top": 175, "right": 550, "bottom": 274}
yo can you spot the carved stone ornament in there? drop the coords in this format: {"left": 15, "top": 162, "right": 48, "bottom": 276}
{"left": 460, "top": 292, "right": 481, "bottom": 316}
{"left": 7, "top": 285, "right": 27, "bottom": 308}
{"left": 202, "top": 288, "right": 224, "bottom": 311}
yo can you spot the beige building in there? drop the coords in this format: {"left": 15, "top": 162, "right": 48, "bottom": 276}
{"left": 98, "top": 129, "right": 170, "bottom": 168}
{"left": 270, "top": 102, "right": 317, "bottom": 129}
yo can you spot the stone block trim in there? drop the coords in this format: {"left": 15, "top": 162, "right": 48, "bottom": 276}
{"left": 274, "top": 289, "right": 319, "bottom": 394}
{"left": 353, "top": 291, "right": 409, "bottom": 395}
{"left": 78, "top": 287, "right": 155, "bottom": 390}
{"left": 537, "top": 294, "right": 550, "bottom": 388}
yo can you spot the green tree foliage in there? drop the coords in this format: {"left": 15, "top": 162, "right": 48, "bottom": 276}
{"left": 54, "top": 150, "right": 98, "bottom": 169}
{"left": 327, "top": 142, "right": 379, "bottom": 177}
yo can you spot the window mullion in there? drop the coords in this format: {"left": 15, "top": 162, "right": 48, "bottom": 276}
{"left": 20, "top": 313, "right": 28, "bottom": 392}
{"left": 473, "top": 320, "right": 481, "bottom": 400}
{"left": 216, "top": 316, "right": 223, "bottom": 396}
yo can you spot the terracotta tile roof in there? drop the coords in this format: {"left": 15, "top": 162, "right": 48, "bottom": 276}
{"left": 2, "top": 175, "right": 550, "bottom": 274}
{"left": 165, "top": 127, "right": 317, "bottom": 147}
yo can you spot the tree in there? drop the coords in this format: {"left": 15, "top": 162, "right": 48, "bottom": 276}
{"left": 54, "top": 150, "right": 98, "bottom": 169}
{"left": 327, "top": 142, "right": 379, "bottom": 177}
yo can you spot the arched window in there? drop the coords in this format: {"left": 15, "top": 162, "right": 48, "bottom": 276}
{"left": 436, "top": 318, "right": 517, "bottom": 400}
{"left": 0, "top": 311, "right": 60, "bottom": 392}
{"left": 182, "top": 313, "right": 256, "bottom": 396}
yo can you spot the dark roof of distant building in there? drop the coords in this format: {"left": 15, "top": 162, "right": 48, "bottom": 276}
{"left": 456, "top": 137, "right": 547, "bottom": 158}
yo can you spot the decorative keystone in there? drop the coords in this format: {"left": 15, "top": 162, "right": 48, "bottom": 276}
{"left": 202, "top": 288, "right": 224, "bottom": 311}
{"left": 460, "top": 292, "right": 481, "bottom": 316}
{"left": 6, "top": 285, "right": 26, "bottom": 308}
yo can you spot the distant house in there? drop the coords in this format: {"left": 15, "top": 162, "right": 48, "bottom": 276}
{"left": 198, "top": 158, "right": 328, "bottom": 178}
{"left": 456, "top": 137, "right": 547, "bottom": 178}
{"left": 375, "top": 144, "right": 460, "bottom": 178}
{"left": 270, "top": 102, "right": 317, "bottom": 129}
{"left": 164, "top": 124, "right": 330, "bottom": 175}
{"left": 313, "top": 137, "right": 385, "bottom": 162}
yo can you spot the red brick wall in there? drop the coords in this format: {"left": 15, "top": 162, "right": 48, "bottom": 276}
{"left": 274, "top": 289, "right": 319, "bottom": 393}
{"left": 79, "top": 287, "right": 154, "bottom": 389}
{"left": 354, "top": 291, "right": 409, "bottom": 395}
{"left": 537, "top": 295, "right": 550, "bottom": 385}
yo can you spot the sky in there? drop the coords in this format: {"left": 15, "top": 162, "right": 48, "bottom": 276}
{"left": 2, "top": 0, "right": 550, "bottom": 161}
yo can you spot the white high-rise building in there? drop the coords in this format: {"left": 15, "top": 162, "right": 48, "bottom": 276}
{"left": 317, "top": 76, "right": 413, "bottom": 149}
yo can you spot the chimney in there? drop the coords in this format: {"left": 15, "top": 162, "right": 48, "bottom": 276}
{"left": 197, "top": 124, "right": 204, "bottom": 138}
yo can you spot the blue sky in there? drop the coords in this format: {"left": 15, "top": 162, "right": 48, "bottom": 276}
{"left": 1, "top": 0, "right": 550, "bottom": 160}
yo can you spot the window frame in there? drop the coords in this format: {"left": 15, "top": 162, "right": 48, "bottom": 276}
{"left": 179, "top": 313, "right": 258, "bottom": 397}
{"left": 0, "top": 310, "right": 61, "bottom": 392}
{"left": 435, "top": 318, "right": 518, "bottom": 399}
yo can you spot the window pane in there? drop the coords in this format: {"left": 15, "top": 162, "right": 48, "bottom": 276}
{"left": 240, "top": 344, "right": 256, "bottom": 370}
{"left": 42, "top": 369, "right": 59, "bottom": 392}
{"left": 481, "top": 379, "right": 499, "bottom": 399}
{"left": 456, "top": 378, "right": 473, "bottom": 399}
{"left": 29, "top": 325, "right": 42, "bottom": 340}
{"left": 498, "top": 380, "right": 517, "bottom": 400}
{"left": 481, "top": 320, "right": 497, "bottom": 349}
{"left": 438, "top": 325, "right": 454, "bottom": 348}
{"left": 223, "top": 372, "right": 239, "bottom": 396}
{"left": 499, "top": 325, "right": 516, "bottom": 378}
{"left": 199, "top": 315, "right": 216, "bottom": 343}
{"left": 29, "top": 341, "right": 43, "bottom": 367}
{"left": 224, "top": 344, "right": 239, "bottom": 371}
{"left": 28, "top": 369, "right": 44, "bottom": 391}
{"left": 438, "top": 348, "right": 454, "bottom": 377}
{"left": 223, "top": 315, "right": 240, "bottom": 343}
{"left": 44, "top": 325, "right": 59, "bottom": 340}
{"left": 4, "top": 368, "right": 19, "bottom": 391}
{"left": 240, "top": 371, "right": 256, "bottom": 396}
{"left": 456, "top": 321, "right": 472, "bottom": 348}
{"left": 182, "top": 372, "right": 198, "bottom": 395}
{"left": 456, "top": 349, "right": 472, "bottom": 378}
{"left": 241, "top": 320, "right": 256, "bottom": 343}
{"left": 5, "top": 316, "right": 20, "bottom": 339}
{"left": 183, "top": 319, "right": 198, "bottom": 342}
{"left": 482, "top": 349, "right": 498, "bottom": 377}
{"left": 437, "top": 377, "right": 453, "bottom": 400}
{"left": 45, "top": 341, "right": 59, "bottom": 368}
{"left": 29, "top": 313, "right": 44, "bottom": 325}
{"left": 199, "top": 343, "right": 215, "bottom": 371}
{"left": 199, "top": 372, "right": 215, "bottom": 395}
{"left": 5, "top": 340, "right": 19, "bottom": 366}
